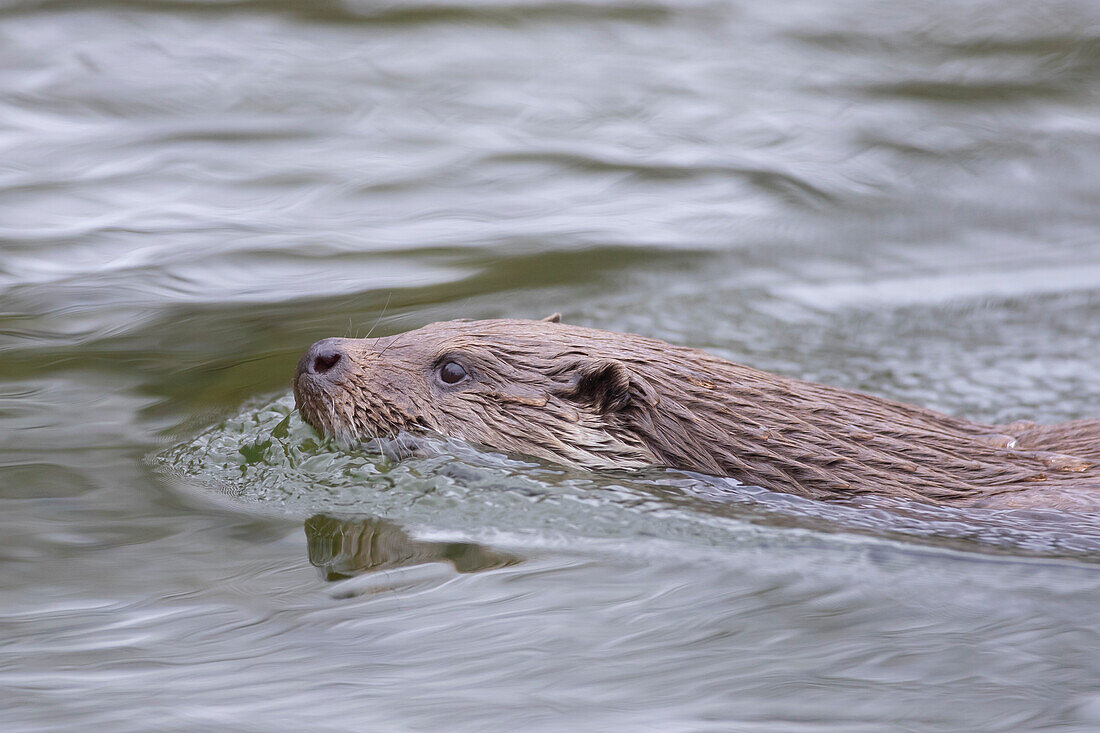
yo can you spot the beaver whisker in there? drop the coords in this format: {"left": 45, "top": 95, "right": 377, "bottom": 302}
{"left": 363, "top": 293, "right": 391, "bottom": 342}
{"left": 367, "top": 421, "right": 387, "bottom": 462}
{"left": 374, "top": 327, "right": 412, "bottom": 360}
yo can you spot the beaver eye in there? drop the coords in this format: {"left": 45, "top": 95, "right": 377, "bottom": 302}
{"left": 438, "top": 361, "right": 468, "bottom": 385}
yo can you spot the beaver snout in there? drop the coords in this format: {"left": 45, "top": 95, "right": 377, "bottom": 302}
{"left": 294, "top": 337, "right": 349, "bottom": 399}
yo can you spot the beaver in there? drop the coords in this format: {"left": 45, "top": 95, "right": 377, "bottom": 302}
{"left": 293, "top": 316, "right": 1100, "bottom": 508}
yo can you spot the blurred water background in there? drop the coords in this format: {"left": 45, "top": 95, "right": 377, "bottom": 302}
{"left": 2, "top": 0, "right": 1100, "bottom": 730}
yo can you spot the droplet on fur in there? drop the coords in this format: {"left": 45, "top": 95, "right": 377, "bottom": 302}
{"left": 974, "top": 433, "right": 1018, "bottom": 449}
{"left": 1035, "top": 452, "right": 1091, "bottom": 472}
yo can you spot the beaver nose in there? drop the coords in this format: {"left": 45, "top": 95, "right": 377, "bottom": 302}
{"left": 297, "top": 338, "right": 346, "bottom": 380}
{"left": 311, "top": 348, "right": 341, "bottom": 374}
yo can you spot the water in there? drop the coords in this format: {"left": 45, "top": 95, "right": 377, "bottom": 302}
{"left": 2, "top": 0, "right": 1100, "bottom": 730}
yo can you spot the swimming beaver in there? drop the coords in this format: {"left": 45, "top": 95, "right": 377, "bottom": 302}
{"left": 293, "top": 316, "right": 1099, "bottom": 508}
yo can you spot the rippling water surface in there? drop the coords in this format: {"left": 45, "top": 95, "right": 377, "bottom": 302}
{"left": 3, "top": 0, "right": 1100, "bottom": 730}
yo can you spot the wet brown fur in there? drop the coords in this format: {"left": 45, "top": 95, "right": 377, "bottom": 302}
{"left": 294, "top": 318, "right": 1100, "bottom": 509}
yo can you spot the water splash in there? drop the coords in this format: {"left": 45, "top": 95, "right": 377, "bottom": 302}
{"left": 159, "top": 394, "right": 1100, "bottom": 561}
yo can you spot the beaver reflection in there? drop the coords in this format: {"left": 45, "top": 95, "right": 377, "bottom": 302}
{"left": 304, "top": 515, "right": 520, "bottom": 580}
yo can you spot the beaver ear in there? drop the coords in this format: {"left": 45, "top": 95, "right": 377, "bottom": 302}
{"left": 541, "top": 313, "right": 562, "bottom": 323}
{"left": 562, "top": 359, "right": 656, "bottom": 414}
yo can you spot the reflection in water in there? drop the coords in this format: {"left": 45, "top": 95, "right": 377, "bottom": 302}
{"left": 304, "top": 514, "right": 521, "bottom": 580}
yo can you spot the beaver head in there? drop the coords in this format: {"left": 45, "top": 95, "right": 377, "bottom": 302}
{"left": 293, "top": 316, "right": 669, "bottom": 470}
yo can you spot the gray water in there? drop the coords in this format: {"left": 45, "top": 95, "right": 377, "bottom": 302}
{"left": 3, "top": 0, "right": 1100, "bottom": 730}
